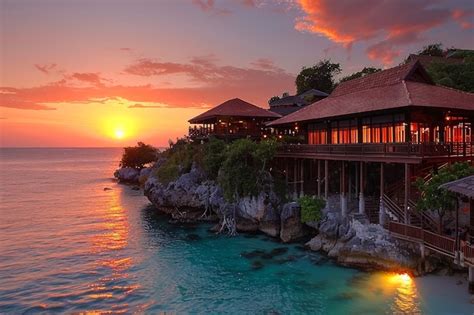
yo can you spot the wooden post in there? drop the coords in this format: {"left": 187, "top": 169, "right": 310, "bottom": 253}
{"left": 285, "top": 158, "right": 289, "bottom": 198}
{"left": 324, "top": 160, "right": 329, "bottom": 200}
{"left": 341, "top": 161, "right": 347, "bottom": 217}
{"left": 317, "top": 160, "right": 321, "bottom": 197}
{"left": 355, "top": 162, "right": 359, "bottom": 197}
{"left": 404, "top": 163, "right": 410, "bottom": 224}
{"left": 469, "top": 266, "right": 474, "bottom": 294}
{"left": 347, "top": 162, "right": 352, "bottom": 200}
{"left": 293, "top": 158, "right": 297, "bottom": 200}
{"left": 359, "top": 161, "right": 365, "bottom": 214}
{"left": 379, "top": 163, "right": 385, "bottom": 226}
{"left": 300, "top": 159, "right": 304, "bottom": 197}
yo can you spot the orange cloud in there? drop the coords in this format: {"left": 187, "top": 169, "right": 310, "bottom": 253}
{"left": 34, "top": 63, "right": 58, "bottom": 75}
{"left": 1, "top": 57, "right": 294, "bottom": 110}
{"left": 293, "top": 0, "right": 467, "bottom": 64}
{"left": 69, "top": 72, "right": 107, "bottom": 86}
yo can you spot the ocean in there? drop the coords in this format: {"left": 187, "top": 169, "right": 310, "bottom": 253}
{"left": 0, "top": 148, "right": 472, "bottom": 314}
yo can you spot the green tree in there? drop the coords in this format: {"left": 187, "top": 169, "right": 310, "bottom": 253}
{"left": 295, "top": 60, "right": 341, "bottom": 94}
{"left": 120, "top": 142, "right": 157, "bottom": 169}
{"left": 426, "top": 58, "right": 474, "bottom": 92}
{"left": 202, "top": 137, "right": 227, "bottom": 179}
{"left": 218, "top": 139, "right": 279, "bottom": 201}
{"left": 417, "top": 43, "right": 444, "bottom": 56}
{"left": 299, "top": 195, "right": 325, "bottom": 223}
{"left": 155, "top": 139, "right": 203, "bottom": 184}
{"left": 340, "top": 67, "right": 382, "bottom": 83}
{"left": 268, "top": 96, "right": 281, "bottom": 104}
{"left": 416, "top": 162, "right": 474, "bottom": 232}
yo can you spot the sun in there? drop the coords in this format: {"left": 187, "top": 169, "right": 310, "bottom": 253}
{"left": 114, "top": 129, "right": 125, "bottom": 139}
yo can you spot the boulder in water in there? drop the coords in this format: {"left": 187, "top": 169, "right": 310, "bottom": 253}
{"left": 280, "top": 202, "right": 306, "bottom": 243}
{"left": 114, "top": 167, "right": 140, "bottom": 183}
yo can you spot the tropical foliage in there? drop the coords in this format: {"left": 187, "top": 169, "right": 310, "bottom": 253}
{"left": 295, "top": 59, "right": 341, "bottom": 94}
{"left": 120, "top": 142, "right": 157, "bottom": 169}
{"left": 299, "top": 195, "right": 325, "bottom": 223}
{"left": 202, "top": 137, "right": 227, "bottom": 180}
{"left": 218, "top": 139, "right": 279, "bottom": 201}
{"left": 426, "top": 59, "right": 474, "bottom": 92}
{"left": 155, "top": 139, "right": 203, "bottom": 184}
{"left": 340, "top": 67, "right": 382, "bottom": 83}
{"left": 415, "top": 162, "right": 474, "bottom": 230}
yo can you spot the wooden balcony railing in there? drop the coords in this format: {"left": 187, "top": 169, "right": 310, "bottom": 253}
{"left": 277, "top": 142, "right": 473, "bottom": 158}
{"left": 388, "top": 221, "right": 457, "bottom": 257}
{"left": 189, "top": 126, "right": 266, "bottom": 139}
{"left": 461, "top": 243, "right": 474, "bottom": 264}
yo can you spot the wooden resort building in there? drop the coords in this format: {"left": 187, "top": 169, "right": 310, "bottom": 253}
{"left": 188, "top": 98, "right": 281, "bottom": 140}
{"left": 267, "top": 61, "right": 474, "bottom": 269}
{"left": 269, "top": 89, "right": 328, "bottom": 116}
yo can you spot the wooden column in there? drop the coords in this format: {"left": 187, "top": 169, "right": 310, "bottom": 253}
{"left": 317, "top": 160, "right": 321, "bottom": 197}
{"left": 300, "top": 159, "right": 304, "bottom": 197}
{"left": 285, "top": 158, "right": 289, "bottom": 197}
{"left": 379, "top": 163, "right": 386, "bottom": 226}
{"left": 324, "top": 160, "right": 329, "bottom": 200}
{"left": 470, "top": 198, "right": 474, "bottom": 244}
{"left": 341, "top": 161, "right": 347, "bottom": 217}
{"left": 404, "top": 163, "right": 410, "bottom": 224}
{"left": 359, "top": 161, "right": 365, "bottom": 214}
{"left": 293, "top": 158, "right": 297, "bottom": 199}
{"left": 355, "top": 162, "right": 359, "bottom": 197}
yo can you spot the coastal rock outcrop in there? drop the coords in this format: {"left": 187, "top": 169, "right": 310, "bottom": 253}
{"left": 144, "top": 164, "right": 282, "bottom": 237}
{"left": 306, "top": 212, "right": 420, "bottom": 272}
{"left": 114, "top": 167, "right": 141, "bottom": 183}
{"left": 280, "top": 202, "right": 307, "bottom": 243}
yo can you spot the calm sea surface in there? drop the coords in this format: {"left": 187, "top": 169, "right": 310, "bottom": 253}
{"left": 0, "top": 148, "right": 472, "bottom": 314}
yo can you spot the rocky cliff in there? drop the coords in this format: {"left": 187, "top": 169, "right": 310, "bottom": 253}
{"left": 143, "top": 164, "right": 306, "bottom": 241}
{"left": 140, "top": 162, "right": 429, "bottom": 273}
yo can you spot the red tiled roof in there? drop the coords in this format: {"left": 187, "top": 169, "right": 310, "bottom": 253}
{"left": 268, "top": 62, "right": 474, "bottom": 126}
{"left": 189, "top": 98, "right": 281, "bottom": 123}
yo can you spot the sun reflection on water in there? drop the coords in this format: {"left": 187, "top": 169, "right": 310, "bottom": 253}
{"left": 360, "top": 272, "right": 420, "bottom": 314}
{"left": 85, "top": 187, "right": 141, "bottom": 311}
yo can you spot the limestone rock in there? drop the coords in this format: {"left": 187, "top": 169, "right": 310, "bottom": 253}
{"left": 114, "top": 167, "right": 140, "bottom": 183}
{"left": 280, "top": 202, "right": 306, "bottom": 243}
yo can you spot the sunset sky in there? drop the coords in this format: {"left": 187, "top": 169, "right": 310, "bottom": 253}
{"left": 1, "top": 0, "right": 473, "bottom": 147}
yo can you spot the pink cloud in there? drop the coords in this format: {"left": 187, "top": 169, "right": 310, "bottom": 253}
{"left": 452, "top": 9, "right": 474, "bottom": 29}
{"left": 69, "top": 72, "right": 106, "bottom": 86}
{"left": 34, "top": 63, "right": 57, "bottom": 75}
{"left": 1, "top": 57, "right": 294, "bottom": 110}
{"left": 293, "top": 0, "right": 468, "bottom": 64}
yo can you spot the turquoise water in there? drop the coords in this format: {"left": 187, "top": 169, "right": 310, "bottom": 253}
{"left": 0, "top": 148, "right": 472, "bottom": 314}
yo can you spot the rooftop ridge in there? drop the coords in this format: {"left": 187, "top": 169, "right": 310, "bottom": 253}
{"left": 402, "top": 80, "right": 413, "bottom": 105}
{"left": 331, "top": 60, "right": 420, "bottom": 97}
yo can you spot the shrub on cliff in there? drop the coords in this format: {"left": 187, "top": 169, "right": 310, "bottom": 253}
{"left": 218, "top": 138, "right": 279, "bottom": 201}
{"left": 299, "top": 195, "right": 325, "bottom": 223}
{"left": 155, "top": 139, "right": 203, "bottom": 184}
{"left": 202, "top": 137, "right": 227, "bottom": 180}
{"left": 120, "top": 142, "right": 157, "bottom": 169}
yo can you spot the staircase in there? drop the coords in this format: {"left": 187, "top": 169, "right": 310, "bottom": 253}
{"left": 382, "top": 161, "right": 448, "bottom": 230}
{"left": 365, "top": 196, "right": 380, "bottom": 224}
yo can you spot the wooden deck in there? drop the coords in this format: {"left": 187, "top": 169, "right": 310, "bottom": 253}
{"left": 276, "top": 142, "right": 473, "bottom": 163}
